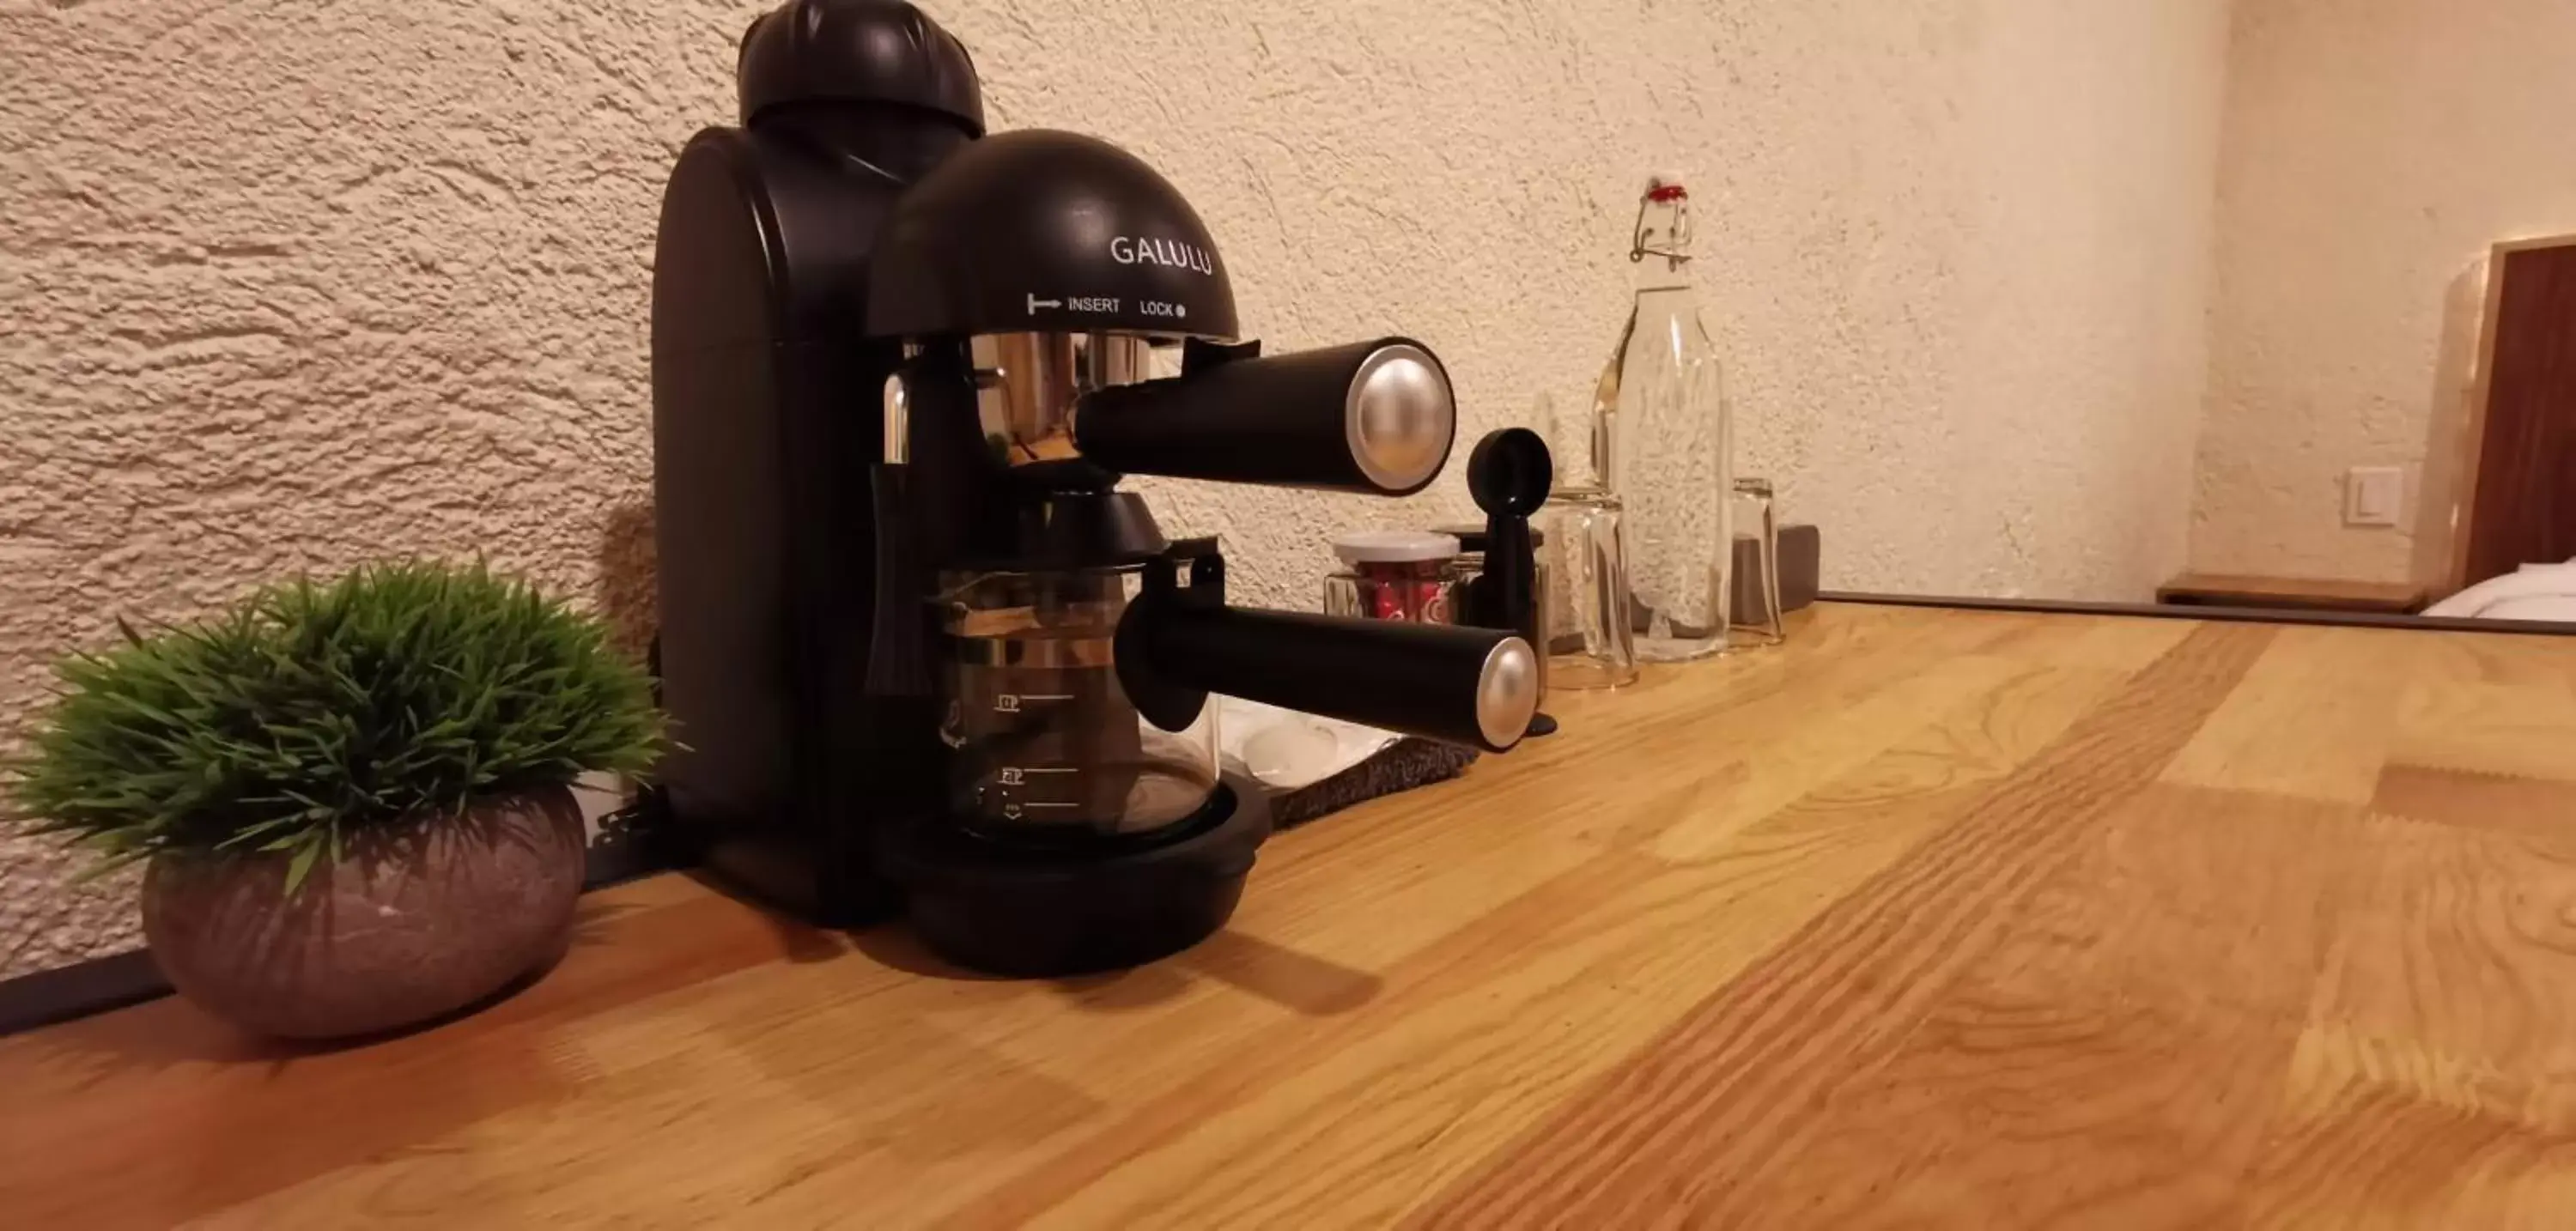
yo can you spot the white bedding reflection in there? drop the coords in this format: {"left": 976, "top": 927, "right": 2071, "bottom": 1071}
{"left": 2426, "top": 560, "right": 2576, "bottom": 622}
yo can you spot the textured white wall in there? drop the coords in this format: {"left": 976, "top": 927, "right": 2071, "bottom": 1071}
{"left": 0, "top": 0, "right": 2233, "bottom": 974}
{"left": 2190, "top": 0, "right": 2576, "bottom": 585}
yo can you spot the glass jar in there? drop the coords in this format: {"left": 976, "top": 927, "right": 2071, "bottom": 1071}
{"left": 1321, "top": 531, "right": 1462, "bottom": 624}
{"left": 937, "top": 567, "right": 1218, "bottom": 843}
{"left": 1731, "top": 476, "right": 1784, "bottom": 646}
{"left": 1540, "top": 488, "right": 1639, "bottom": 689}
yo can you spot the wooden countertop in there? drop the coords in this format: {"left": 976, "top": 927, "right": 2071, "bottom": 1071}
{"left": 9, "top": 603, "right": 2576, "bottom": 1228}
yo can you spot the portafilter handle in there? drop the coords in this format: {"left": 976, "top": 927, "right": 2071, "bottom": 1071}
{"left": 1123, "top": 604, "right": 1540, "bottom": 754}
{"left": 1073, "top": 337, "right": 1457, "bottom": 496}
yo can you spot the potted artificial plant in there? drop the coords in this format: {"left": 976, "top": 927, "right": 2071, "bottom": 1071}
{"left": 6, "top": 561, "right": 662, "bottom": 1039}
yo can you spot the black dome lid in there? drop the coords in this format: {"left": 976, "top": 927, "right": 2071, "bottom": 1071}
{"left": 737, "top": 0, "right": 984, "bottom": 133}
{"left": 866, "top": 130, "right": 1241, "bottom": 341}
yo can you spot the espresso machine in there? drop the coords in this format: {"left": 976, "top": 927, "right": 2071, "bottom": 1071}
{"left": 652, "top": 0, "right": 1536, "bottom": 975}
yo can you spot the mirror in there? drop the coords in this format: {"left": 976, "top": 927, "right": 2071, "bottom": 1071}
{"left": 1781, "top": 0, "right": 2576, "bottom": 627}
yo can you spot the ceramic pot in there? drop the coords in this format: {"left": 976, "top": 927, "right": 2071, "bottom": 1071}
{"left": 140, "top": 785, "right": 586, "bottom": 1040}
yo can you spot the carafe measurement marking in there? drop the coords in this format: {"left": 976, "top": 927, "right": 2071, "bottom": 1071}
{"left": 991, "top": 693, "right": 1074, "bottom": 713}
{"left": 999, "top": 802, "right": 1080, "bottom": 820}
{"left": 996, "top": 767, "right": 1077, "bottom": 785}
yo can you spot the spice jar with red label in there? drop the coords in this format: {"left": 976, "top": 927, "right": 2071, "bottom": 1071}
{"left": 1322, "top": 531, "right": 1462, "bottom": 624}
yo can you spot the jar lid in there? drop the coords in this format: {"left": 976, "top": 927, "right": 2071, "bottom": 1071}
{"left": 1332, "top": 531, "right": 1460, "bottom": 566}
{"left": 1432, "top": 523, "right": 1546, "bottom": 553}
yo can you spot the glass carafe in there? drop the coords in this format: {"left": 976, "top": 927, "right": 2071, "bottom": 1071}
{"left": 1595, "top": 176, "right": 1731, "bottom": 661}
{"left": 937, "top": 567, "right": 1218, "bottom": 843}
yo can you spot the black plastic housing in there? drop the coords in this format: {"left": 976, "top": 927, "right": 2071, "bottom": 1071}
{"left": 737, "top": 0, "right": 984, "bottom": 130}
{"left": 866, "top": 130, "right": 1242, "bottom": 341}
{"left": 882, "top": 777, "right": 1271, "bottom": 977}
{"left": 650, "top": 3, "right": 980, "bottom": 925}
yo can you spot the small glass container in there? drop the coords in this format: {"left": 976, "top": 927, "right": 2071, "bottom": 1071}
{"left": 1322, "top": 531, "right": 1461, "bottom": 624}
{"left": 1731, "top": 476, "right": 1785, "bottom": 646}
{"left": 1540, "top": 488, "right": 1638, "bottom": 689}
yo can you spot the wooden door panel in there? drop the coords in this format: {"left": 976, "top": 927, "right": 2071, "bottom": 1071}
{"left": 2463, "top": 240, "right": 2576, "bottom": 588}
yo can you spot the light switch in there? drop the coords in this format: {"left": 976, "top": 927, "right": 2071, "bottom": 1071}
{"left": 2346, "top": 466, "right": 2403, "bottom": 527}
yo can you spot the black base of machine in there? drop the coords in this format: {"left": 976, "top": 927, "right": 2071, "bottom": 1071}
{"left": 881, "top": 773, "right": 1273, "bottom": 977}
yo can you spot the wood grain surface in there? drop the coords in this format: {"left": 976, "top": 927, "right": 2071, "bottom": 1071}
{"left": 8, "top": 603, "right": 2576, "bottom": 1228}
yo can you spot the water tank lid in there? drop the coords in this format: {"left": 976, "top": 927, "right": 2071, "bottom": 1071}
{"left": 736, "top": 0, "right": 985, "bottom": 133}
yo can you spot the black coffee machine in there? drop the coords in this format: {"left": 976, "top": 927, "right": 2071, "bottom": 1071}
{"left": 651, "top": 0, "right": 1536, "bottom": 975}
